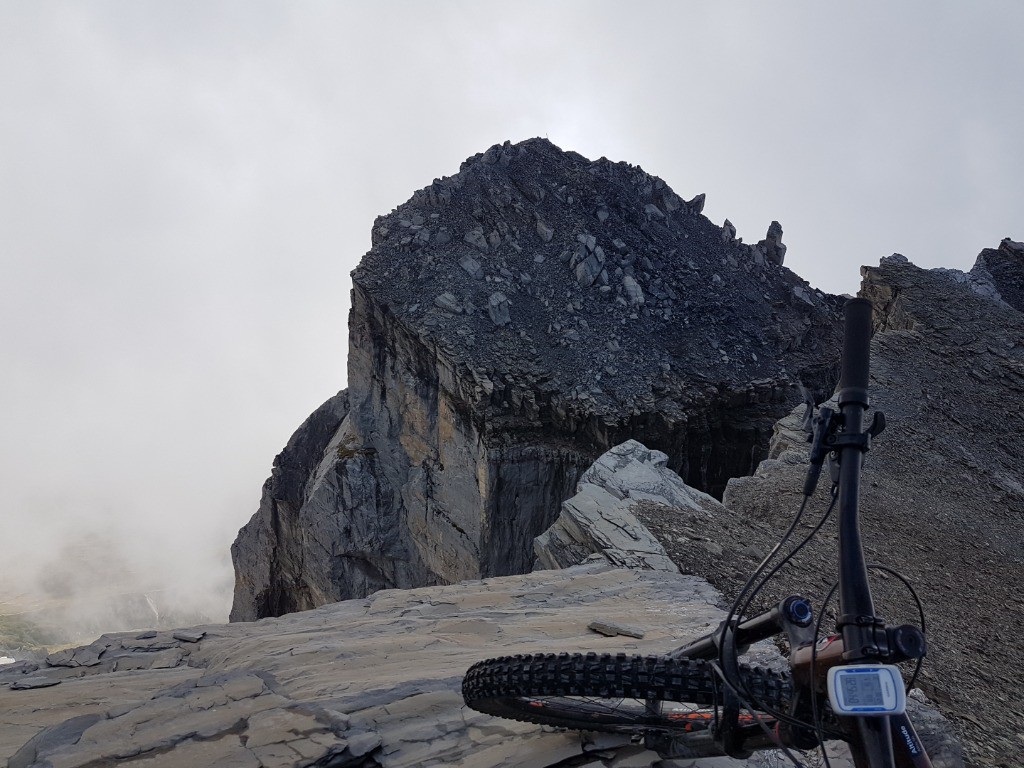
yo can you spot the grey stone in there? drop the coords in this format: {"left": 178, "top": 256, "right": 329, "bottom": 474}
{"left": 434, "top": 292, "right": 463, "bottom": 313}
{"left": 536, "top": 219, "right": 554, "bottom": 242}
{"left": 757, "top": 220, "right": 786, "bottom": 265}
{"left": 686, "top": 193, "right": 705, "bottom": 214}
{"left": 791, "top": 285, "right": 815, "bottom": 306}
{"left": 574, "top": 248, "right": 606, "bottom": 289}
{"left": 750, "top": 243, "right": 766, "bottom": 266}
{"left": 487, "top": 292, "right": 511, "bottom": 326}
{"left": 622, "top": 275, "right": 644, "bottom": 306}
{"left": 46, "top": 646, "right": 102, "bottom": 668}
{"left": 464, "top": 227, "right": 489, "bottom": 252}
{"left": 459, "top": 255, "right": 483, "bottom": 279}
{"left": 172, "top": 630, "right": 205, "bottom": 643}
{"left": 587, "top": 620, "right": 645, "bottom": 639}
{"left": 721, "top": 219, "right": 737, "bottom": 243}
{"left": 643, "top": 203, "right": 665, "bottom": 219}
{"left": 9, "top": 677, "right": 61, "bottom": 690}
{"left": 534, "top": 440, "right": 723, "bottom": 572}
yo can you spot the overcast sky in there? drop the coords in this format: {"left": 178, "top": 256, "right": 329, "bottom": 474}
{"left": 2, "top": 2, "right": 1021, "bottom": 625}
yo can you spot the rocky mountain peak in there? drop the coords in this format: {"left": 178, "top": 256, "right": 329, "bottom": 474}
{"left": 230, "top": 139, "right": 847, "bottom": 623}
{"left": 354, "top": 138, "right": 841, "bottom": 432}
{"left": 972, "top": 236, "right": 1024, "bottom": 312}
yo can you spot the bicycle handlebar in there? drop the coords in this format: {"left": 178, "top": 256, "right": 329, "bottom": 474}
{"left": 835, "top": 298, "right": 900, "bottom": 768}
{"left": 839, "top": 297, "right": 873, "bottom": 407}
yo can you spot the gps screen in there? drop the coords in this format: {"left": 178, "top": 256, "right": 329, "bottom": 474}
{"left": 841, "top": 673, "right": 883, "bottom": 706}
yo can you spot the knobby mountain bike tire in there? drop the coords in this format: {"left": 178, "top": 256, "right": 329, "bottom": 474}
{"left": 463, "top": 652, "right": 793, "bottom": 751}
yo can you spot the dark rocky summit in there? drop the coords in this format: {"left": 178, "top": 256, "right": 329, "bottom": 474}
{"left": 231, "top": 138, "right": 844, "bottom": 622}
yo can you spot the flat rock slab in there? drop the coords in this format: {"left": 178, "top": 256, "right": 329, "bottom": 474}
{"left": 1, "top": 563, "right": 794, "bottom": 768}
{"left": 8, "top": 677, "right": 62, "bottom": 690}
{"left": 588, "top": 620, "right": 646, "bottom": 639}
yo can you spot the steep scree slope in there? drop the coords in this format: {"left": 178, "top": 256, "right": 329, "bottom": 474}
{"left": 640, "top": 248, "right": 1024, "bottom": 768}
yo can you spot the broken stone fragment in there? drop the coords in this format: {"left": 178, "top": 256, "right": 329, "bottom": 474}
{"left": 792, "top": 285, "right": 816, "bottom": 306}
{"left": 434, "top": 293, "right": 463, "bottom": 313}
{"left": 459, "top": 255, "right": 483, "bottom": 279}
{"left": 622, "top": 275, "right": 645, "bottom": 306}
{"left": 9, "top": 677, "right": 61, "bottom": 690}
{"left": 1001, "top": 237, "right": 1024, "bottom": 255}
{"left": 172, "top": 630, "right": 206, "bottom": 643}
{"left": 758, "top": 220, "right": 786, "bottom": 266}
{"left": 574, "top": 248, "right": 606, "bottom": 289}
{"left": 643, "top": 203, "right": 665, "bottom": 219}
{"left": 536, "top": 219, "right": 554, "bottom": 242}
{"left": 587, "top": 619, "right": 646, "bottom": 639}
{"left": 534, "top": 440, "right": 695, "bottom": 572}
{"left": 47, "top": 647, "right": 103, "bottom": 668}
{"left": 686, "top": 193, "right": 705, "bottom": 214}
{"left": 463, "top": 226, "right": 489, "bottom": 252}
{"left": 722, "top": 219, "right": 737, "bottom": 243}
{"left": 487, "top": 292, "right": 511, "bottom": 326}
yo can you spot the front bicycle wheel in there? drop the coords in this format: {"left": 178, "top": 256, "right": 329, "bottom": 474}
{"left": 462, "top": 652, "right": 792, "bottom": 754}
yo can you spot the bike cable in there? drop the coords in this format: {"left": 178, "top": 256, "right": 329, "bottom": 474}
{"left": 811, "top": 580, "right": 841, "bottom": 768}
{"left": 808, "top": 565, "right": 927, "bottom": 768}
{"left": 719, "top": 483, "right": 841, "bottom": 735}
{"left": 707, "top": 662, "right": 813, "bottom": 768}
{"left": 866, "top": 564, "right": 928, "bottom": 692}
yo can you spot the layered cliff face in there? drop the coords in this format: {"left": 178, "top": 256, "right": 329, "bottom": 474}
{"left": 231, "top": 138, "right": 845, "bottom": 621}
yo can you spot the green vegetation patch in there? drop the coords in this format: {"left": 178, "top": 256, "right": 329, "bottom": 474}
{"left": 0, "top": 613, "right": 56, "bottom": 652}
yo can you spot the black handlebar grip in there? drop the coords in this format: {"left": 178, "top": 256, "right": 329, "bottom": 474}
{"left": 839, "top": 298, "right": 873, "bottom": 407}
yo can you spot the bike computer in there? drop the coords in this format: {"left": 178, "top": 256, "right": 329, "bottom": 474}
{"left": 827, "top": 664, "right": 906, "bottom": 716}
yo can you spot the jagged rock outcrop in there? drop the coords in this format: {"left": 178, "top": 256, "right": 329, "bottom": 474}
{"left": 535, "top": 439, "right": 721, "bottom": 571}
{"left": 231, "top": 138, "right": 846, "bottom": 621}
{"left": 229, "top": 390, "right": 351, "bottom": 621}
{"left": 637, "top": 245, "right": 1023, "bottom": 768}
{"left": 972, "top": 236, "right": 1024, "bottom": 312}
